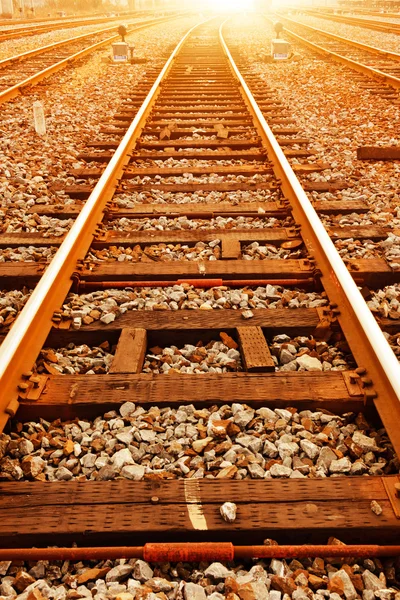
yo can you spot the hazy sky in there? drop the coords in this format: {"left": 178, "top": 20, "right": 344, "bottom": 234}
{"left": 204, "top": 0, "right": 255, "bottom": 10}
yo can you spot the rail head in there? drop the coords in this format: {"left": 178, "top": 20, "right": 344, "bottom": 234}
{"left": 264, "top": 16, "right": 400, "bottom": 90}
{"left": 219, "top": 18, "right": 400, "bottom": 454}
{"left": 0, "top": 16, "right": 209, "bottom": 432}
{"left": 275, "top": 13, "right": 400, "bottom": 61}
{"left": 0, "top": 14, "right": 189, "bottom": 106}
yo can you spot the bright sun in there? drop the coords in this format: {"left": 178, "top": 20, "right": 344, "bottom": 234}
{"left": 205, "top": 0, "right": 254, "bottom": 11}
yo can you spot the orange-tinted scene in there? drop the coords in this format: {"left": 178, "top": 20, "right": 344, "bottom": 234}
{"left": 0, "top": 0, "right": 400, "bottom": 594}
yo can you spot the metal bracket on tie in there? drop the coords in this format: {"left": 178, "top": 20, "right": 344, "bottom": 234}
{"left": 18, "top": 374, "right": 48, "bottom": 401}
{"left": 342, "top": 371, "right": 364, "bottom": 399}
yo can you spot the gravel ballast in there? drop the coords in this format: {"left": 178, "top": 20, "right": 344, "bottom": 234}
{"left": 0, "top": 404, "right": 397, "bottom": 482}
{"left": 0, "top": 553, "right": 400, "bottom": 600}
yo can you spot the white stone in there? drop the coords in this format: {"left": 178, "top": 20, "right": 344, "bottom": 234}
{"left": 119, "top": 402, "right": 136, "bottom": 417}
{"left": 183, "top": 583, "right": 206, "bottom": 600}
{"left": 204, "top": 563, "right": 232, "bottom": 580}
{"left": 300, "top": 439, "right": 320, "bottom": 460}
{"left": 329, "top": 570, "right": 357, "bottom": 600}
{"left": 220, "top": 501, "right": 237, "bottom": 523}
{"left": 329, "top": 457, "right": 351, "bottom": 474}
{"left": 132, "top": 560, "right": 153, "bottom": 583}
{"left": 296, "top": 354, "right": 323, "bottom": 371}
{"left": 120, "top": 465, "right": 145, "bottom": 481}
{"left": 269, "top": 464, "right": 292, "bottom": 478}
{"left": 362, "top": 570, "right": 386, "bottom": 591}
{"left": 111, "top": 448, "right": 134, "bottom": 471}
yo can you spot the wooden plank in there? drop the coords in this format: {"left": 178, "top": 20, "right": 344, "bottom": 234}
{"left": 237, "top": 326, "right": 275, "bottom": 372}
{"left": 292, "top": 162, "right": 330, "bottom": 173}
{"left": 107, "top": 150, "right": 266, "bottom": 160}
{"left": 123, "top": 181, "right": 278, "bottom": 192}
{"left": 0, "top": 229, "right": 293, "bottom": 247}
{"left": 304, "top": 180, "right": 352, "bottom": 192}
{"left": 150, "top": 112, "right": 251, "bottom": 120}
{"left": 2, "top": 223, "right": 384, "bottom": 249}
{"left": 122, "top": 165, "right": 273, "bottom": 176}
{"left": 18, "top": 372, "right": 365, "bottom": 423}
{"left": 109, "top": 328, "right": 147, "bottom": 374}
{"left": 328, "top": 226, "right": 388, "bottom": 240}
{"left": 27, "top": 199, "right": 367, "bottom": 218}
{"left": 357, "top": 146, "right": 400, "bottom": 160}
{"left": 94, "top": 229, "right": 293, "bottom": 246}
{"left": 0, "top": 478, "right": 397, "bottom": 546}
{"left": 137, "top": 139, "right": 261, "bottom": 149}
{"left": 0, "top": 257, "right": 395, "bottom": 289}
{"left": 45, "top": 308, "right": 323, "bottom": 349}
{"left": 221, "top": 237, "right": 241, "bottom": 259}
{"left": 55, "top": 181, "right": 279, "bottom": 197}
{"left": 28, "top": 201, "right": 286, "bottom": 218}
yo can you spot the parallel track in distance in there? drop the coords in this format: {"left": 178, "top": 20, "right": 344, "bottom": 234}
{"left": 273, "top": 13, "right": 400, "bottom": 95}
{"left": 0, "top": 13, "right": 182, "bottom": 105}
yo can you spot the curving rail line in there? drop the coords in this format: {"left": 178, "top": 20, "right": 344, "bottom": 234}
{"left": 273, "top": 14, "right": 400, "bottom": 91}
{"left": 0, "top": 13, "right": 183, "bottom": 105}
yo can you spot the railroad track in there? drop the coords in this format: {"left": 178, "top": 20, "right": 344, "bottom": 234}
{"left": 295, "top": 8, "right": 400, "bottom": 34}
{"left": 0, "top": 12, "right": 153, "bottom": 43}
{"left": 0, "top": 10, "right": 149, "bottom": 28}
{"left": 0, "top": 16, "right": 400, "bottom": 560}
{"left": 0, "top": 13, "right": 182, "bottom": 105}
{"left": 328, "top": 8, "right": 400, "bottom": 20}
{"left": 273, "top": 14, "right": 400, "bottom": 96}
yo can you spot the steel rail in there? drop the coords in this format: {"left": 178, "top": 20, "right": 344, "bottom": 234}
{"left": 0, "top": 24, "right": 121, "bottom": 69}
{"left": 0, "top": 13, "right": 152, "bottom": 42}
{"left": 0, "top": 14, "right": 184, "bottom": 106}
{"left": 312, "top": 7, "right": 400, "bottom": 19}
{"left": 0, "top": 11, "right": 150, "bottom": 27}
{"left": 1, "top": 544, "right": 400, "bottom": 561}
{"left": 0, "top": 17, "right": 207, "bottom": 432}
{"left": 298, "top": 9, "right": 400, "bottom": 34}
{"left": 0, "top": 11, "right": 181, "bottom": 69}
{"left": 276, "top": 13, "right": 400, "bottom": 61}
{"left": 266, "top": 16, "right": 400, "bottom": 89}
{"left": 220, "top": 19, "right": 400, "bottom": 454}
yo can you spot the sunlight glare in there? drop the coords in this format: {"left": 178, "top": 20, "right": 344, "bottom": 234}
{"left": 205, "top": 0, "right": 254, "bottom": 12}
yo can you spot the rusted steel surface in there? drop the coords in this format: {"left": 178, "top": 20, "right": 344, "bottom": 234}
{"left": 2, "top": 543, "right": 400, "bottom": 562}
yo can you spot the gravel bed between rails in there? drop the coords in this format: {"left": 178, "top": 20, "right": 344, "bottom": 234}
{"left": 0, "top": 402, "right": 396, "bottom": 482}
{"left": 0, "top": 15, "right": 200, "bottom": 212}
{"left": 125, "top": 174, "right": 273, "bottom": 185}
{"left": 285, "top": 13, "right": 400, "bottom": 53}
{"left": 0, "top": 17, "right": 148, "bottom": 61}
{"left": 334, "top": 235, "right": 400, "bottom": 268}
{"left": 227, "top": 17, "right": 400, "bottom": 210}
{"left": 107, "top": 216, "right": 294, "bottom": 232}
{"left": 114, "top": 189, "right": 282, "bottom": 207}
{"left": 0, "top": 284, "right": 328, "bottom": 334}
{"left": 85, "top": 242, "right": 306, "bottom": 263}
{"left": 0, "top": 554, "right": 400, "bottom": 600}
{"left": 34, "top": 332, "right": 354, "bottom": 377}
